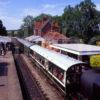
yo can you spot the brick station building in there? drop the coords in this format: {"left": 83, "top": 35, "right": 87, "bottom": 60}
{"left": 34, "top": 16, "right": 69, "bottom": 47}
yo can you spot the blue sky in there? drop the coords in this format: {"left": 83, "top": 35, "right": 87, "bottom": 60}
{"left": 0, "top": 0, "right": 100, "bottom": 30}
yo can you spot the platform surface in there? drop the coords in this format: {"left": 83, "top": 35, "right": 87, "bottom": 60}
{"left": 0, "top": 52, "right": 23, "bottom": 100}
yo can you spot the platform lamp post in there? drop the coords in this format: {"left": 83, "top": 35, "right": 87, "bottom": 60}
{"left": 23, "top": 25, "right": 28, "bottom": 53}
{"left": 23, "top": 25, "right": 28, "bottom": 38}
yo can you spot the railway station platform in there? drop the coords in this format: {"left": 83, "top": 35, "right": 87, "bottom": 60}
{"left": 0, "top": 52, "right": 23, "bottom": 100}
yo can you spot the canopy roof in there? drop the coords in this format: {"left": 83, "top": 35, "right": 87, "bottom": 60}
{"left": 17, "top": 38, "right": 33, "bottom": 47}
{"left": 25, "top": 35, "right": 44, "bottom": 42}
{"left": 30, "top": 45, "right": 85, "bottom": 71}
{"left": 50, "top": 44, "right": 100, "bottom": 55}
{"left": 32, "top": 37, "right": 44, "bottom": 42}
{"left": 0, "top": 36, "right": 11, "bottom": 43}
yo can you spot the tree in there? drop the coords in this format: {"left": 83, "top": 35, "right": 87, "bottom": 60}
{"left": 20, "top": 15, "right": 34, "bottom": 37}
{"left": 0, "top": 20, "right": 7, "bottom": 36}
{"left": 62, "top": 5, "right": 75, "bottom": 37}
{"left": 89, "top": 35, "right": 100, "bottom": 45}
{"left": 62, "top": 0, "right": 100, "bottom": 43}
{"left": 34, "top": 13, "right": 52, "bottom": 21}
{"left": 18, "top": 29, "right": 25, "bottom": 38}
{"left": 78, "top": 0, "right": 98, "bottom": 42}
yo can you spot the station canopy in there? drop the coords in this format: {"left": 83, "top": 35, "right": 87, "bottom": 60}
{"left": 50, "top": 44, "right": 100, "bottom": 55}
{"left": 0, "top": 36, "right": 11, "bottom": 43}
{"left": 17, "top": 38, "right": 33, "bottom": 47}
{"left": 25, "top": 35, "right": 44, "bottom": 42}
{"left": 30, "top": 45, "right": 85, "bottom": 71}
{"left": 33, "top": 37, "right": 44, "bottom": 42}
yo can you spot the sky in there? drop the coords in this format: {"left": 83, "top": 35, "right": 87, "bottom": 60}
{"left": 0, "top": 0, "right": 100, "bottom": 30}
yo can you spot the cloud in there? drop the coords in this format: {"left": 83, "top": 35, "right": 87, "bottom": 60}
{"left": 0, "top": 1, "right": 65, "bottom": 30}
{"left": 21, "top": 3, "right": 65, "bottom": 18}
{"left": 96, "top": 4, "right": 100, "bottom": 11}
{"left": 42, "top": 3, "right": 65, "bottom": 15}
{"left": 0, "top": 0, "right": 17, "bottom": 30}
{"left": 0, "top": 1, "right": 10, "bottom": 7}
{"left": 0, "top": 0, "right": 22, "bottom": 30}
{"left": 43, "top": 4, "right": 57, "bottom": 9}
{"left": 0, "top": 0, "right": 10, "bottom": 15}
{"left": 0, "top": 16, "right": 23, "bottom": 30}
{"left": 4, "top": 3, "right": 65, "bottom": 30}
{"left": 21, "top": 8, "right": 42, "bottom": 17}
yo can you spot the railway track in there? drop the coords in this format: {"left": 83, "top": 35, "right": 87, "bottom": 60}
{"left": 14, "top": 54, "right": 46, "bottom": 100}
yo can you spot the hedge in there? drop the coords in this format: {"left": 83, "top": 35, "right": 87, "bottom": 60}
{"left": 90, "top": 55, "right": 100, "bottom": 68}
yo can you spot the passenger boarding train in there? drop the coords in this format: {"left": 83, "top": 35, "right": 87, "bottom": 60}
{"left": 15, "top": 38, "right": 100, "bottom": 100}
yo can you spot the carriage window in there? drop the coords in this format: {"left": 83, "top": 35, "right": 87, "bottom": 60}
{"left": 37, "top": 41, "right": 42, "bottom": 46}
{"left": 48, "top": 62, "right": 64, "bottom": 83}
{"left": 67, "top": 52, "right": 78, "bottom": 59}
{"left": 40, "top": 56, "right": 45, "bottom": 65}
{"left": 35, "top": 53, "right": 45, "bottom": 66}
{"left": 61, "top": 50, "right": 68, "bottom": 55}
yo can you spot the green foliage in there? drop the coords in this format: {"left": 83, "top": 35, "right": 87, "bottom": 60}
{"left": 61, "top": 0, "right": 100, "bottom": 43}
{"left": 0, "top": 20, "right": 7, "bottom": 36}
{"left": 19, "top": 15, "right": 34, "bottom": 37}
{"left": 17, "top": 29, "right": 24, "bottom": 38}
{"left": 90, "top": 55, "right": 100, "bottom": 68}
{"left": 89, "top": 35, "right": 100, "bottom": 45}
{"left": 34, "top": 13, "right": 52, "bottom": 21}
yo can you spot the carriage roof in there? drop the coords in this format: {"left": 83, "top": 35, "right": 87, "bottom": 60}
{"left": 17, "top": 38, "right": 33, "bottom": 47}
{"left": 30, "top": 45, "right": 85, "bottom": 71}
{"left": 50, "top": 44, "right": 100, "bottom": 55}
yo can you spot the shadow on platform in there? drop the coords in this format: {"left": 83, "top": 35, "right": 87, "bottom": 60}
{"left": 0, "top": 62, "right": 8, "bottom": 76}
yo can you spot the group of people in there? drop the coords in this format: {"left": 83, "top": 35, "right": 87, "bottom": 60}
{"left": 52, "top": 67, "right": 64, "bottom": 83}
{"left": 0, "top": 42, "right": 11, "bottom": 56}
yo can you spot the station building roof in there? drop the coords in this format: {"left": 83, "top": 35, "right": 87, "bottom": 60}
{"left": 30, "top": 45, "right": 85, "bottom": 71}
{"left": 43, "top": 31, "right": 69, "bottom": 43}
{"left": 17, "top": 38, "right": 33, "bottom": 47}
{"left": 50, "top": 44, "right": 100, "bottom": 56}
{"left": 0, "top": 36, "right": 11, "bottom": 43}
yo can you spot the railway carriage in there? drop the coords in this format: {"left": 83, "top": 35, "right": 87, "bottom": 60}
{"left": 30, "top": 45, "right": 88, "bottom": 98}
{"left": 16, "top": 38, "right": 33, "bottom": 55}
{"left": 16, "top": 38, "right": 100, "bottom": 100}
